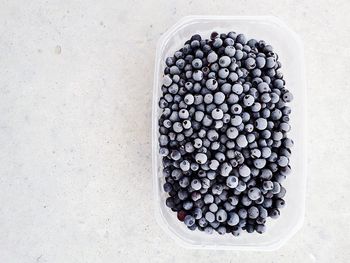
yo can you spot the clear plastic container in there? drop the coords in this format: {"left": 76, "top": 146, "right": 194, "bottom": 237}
{"left": 152, "top": 16, "right": 307, "bottom": 251}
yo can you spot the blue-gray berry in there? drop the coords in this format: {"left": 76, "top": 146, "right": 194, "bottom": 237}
{"left": 184, "top": 215, "right": 195, "bottom": 227}
{"left": 232, "top": 83, "right": 243, "bottom": 95}
{"left": 205, "top": 211, "right": 215, "bottom": 223}
{"left": 238, "top": 165, "right": 250, "bottom": 177}
{"left": 227, "top": 212, "right": 240, "bottom": 226}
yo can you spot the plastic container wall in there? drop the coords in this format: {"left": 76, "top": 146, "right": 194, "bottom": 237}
{"left": 152, "top": 16, "right": 307, "bottom": 251}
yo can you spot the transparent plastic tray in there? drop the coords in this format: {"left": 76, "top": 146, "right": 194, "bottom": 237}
{"left": 152, "top": 16, "right": 307, "bottom": 251}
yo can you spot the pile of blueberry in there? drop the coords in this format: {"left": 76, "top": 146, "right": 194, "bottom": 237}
{"left": 158, "top": 31, "right": 293, "bottom": 236}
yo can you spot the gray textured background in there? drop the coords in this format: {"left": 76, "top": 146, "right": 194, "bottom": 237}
{"left": 0, "top": 0, "right": 349, "bottom": 262}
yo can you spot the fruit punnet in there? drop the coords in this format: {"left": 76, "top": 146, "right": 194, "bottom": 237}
{"left": 158, "top": 31, "right": 293, "bottom": 236}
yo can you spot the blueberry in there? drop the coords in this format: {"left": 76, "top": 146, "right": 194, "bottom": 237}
{"left": 211, "top": 108, "right": 224, "bottom": 120}
{"left": 226, "top": 127, "right": 239, "bottom": 139}
{"left": 165, "top": 197, "right": 175, "bottom": 208}
{"left": 207, "top": 51, "right": 218, "bottom": 63}
{"left": 236, "top": 134, "right": 248, "bottom": 148}
{"left": 255, "top": 118, "right": 268, "bottom": 130}
{"left": 241, "top": 194, "right": 252, "bottom": 207}
{"left": 182, "top": 120, "right": 191, "bottom": 129}
{"left": 226, "top": 175, "right": 238, "bottom": 188}
{"left": 207, "top": 170, "right": 216, "bottom": 180}
{"left": 198, "top": 217, "right": 208, "bottom": 227}
{"left": 220, "top": 162, "right": 233, "bottom": 177}
{"left": 265, "top": 57, "right": 276, "bottom": 68}
{"left": 253, "top": 158, "right": 266, "bottom": 169}
{"left": 195, "top": 153, "right": 208, "bottom": 164}
{"left": 260, "top": 168, "right": 273, "bottom": 180}
{"left": 238, "top": 208, "right": 247, "bottom": 219}
{"left": 273, "top": 79, "right": 284, "bottom": 88}
{"left": 192, "top": 70, "right": 204, "bottom": 81}
{"left": 187, "top": 224, "right": 197, "bottom": 231}
{"left": 232, "top": 83, "right": 243, "bottom": 95}
{"left": 209, "top": 159, "right": 220, "bottom": 171}
{"left": 280, "top": 122, "right": 291, "bottom": 132}
{"left": 234, "top": 49, "right": 243, "bottom": 60}
{"left": 179, "top": 160, "right": 190, "bottom": 172}
{"left": 193, "top": 138, "right": 203, "bottom": 149}
{"left": 245, "top": 224, "right": 254, "bottom": 233}
{"left": 225, "top": 46, "right": 236, "bottom": 57}
{"left": 216, "top": 209, "right": 228, "bottom": 222}
{"left": 276, "top": 187, "right": 286, "bottom": 198}
{"left": 248, "top": 206, "right": 259, "bottom": 219}
{"left": 261, "top": 147, "right": 272, "bottom": 158}
{"left": 163, "top": 75, "right": 173, "bottom": 87}
{"left": 243, "top": 94, "right": 255, "bottom": 106}
{"left": 250, "top": 149, "right": 261, "bottom": 159}
{"left": 255, "top": 224, "right": 266, "bottom": 234}
{"left": 227, "top": 31, "right": 237, "bottom": 39}
{"left": 204, "top": 194, "right": 214, "bottom": 204}
{"left": 184, "top": 215, "right": 195, "bottom": 227}
{"left": 192, "top": 207, "right": 202, "bottom": 220}
{"left": 277, "top": 156, "right": 289, "bottom": 167}
{"left": 218, "top": 56, "right": 231, "bottom": 67}
{"left": 213, "top": 38, "right": 223, "bottom": 48}
{"left": 257, "top": 82, "right": 270, "bottom": 93}
{"left": 255, "top": 56, "right": 266, "bottom": 68}
{"left": 269, "top": 208, "right": 280, "bottom": 219}
{"left": 210, "top": 221, "right": 220, "bottom": 230}
{"left": 247, "top": 187, "right": 262, "bottom": 201}
{"left": 183, "top": 200, "right": 193, "bottom": 210}
{"left": 179, "top": 177, "right": 190, "bottom": 188}
{"left": 272, "top": 182, "right": 281, "bottom": 194}
{"left": 163, "top": 182, "right": 172, "bottom": 193}
{"left": 230, "top": 104, "right": 242, "bottom": 114}
{"left": 238, "top": 165, "right": 250, "bottom": 177}
{"left": 190, "top": 179, "right": 201, "bottom": 191}
{"left": 209, "top": 203, "right": 218, "bottom": 213}
{"left": 217, "top": 226, "right": 227, "bottom": 235}
{"left": 218, "top": 68, "right": 230, "bottom": 79}
{"left": 195, "top": 49, "right": 204, "bottom": 58}
{"left": 270, "top": 92, "right": 280, "bottom": 103}
{"left": 236, "top": 180, "right": 247, "bottom": 192}
{"left": 201, "top": 178, "right": 210, "bottom": 189}
{"left": 245, "top": 57, "right": 256, "bottom": 69}
{"left": 229, "top": 116, "right": 241, "bottom": 127}
{"left": 211, "top": 141, "right": 221, "bottom": 150}
{"left": 205, "top": 211, "right": 215, "bottom": 223}
{"left": 263, "top": 180, "right": 274, "bottom": 191}
{"left": 190, "top": 40, "right": 200, "bottom": 49}
{"left": 190, "top": 162, "right": 199, "bottom": 171}
{"left": 232, "top": 226, "right": 242, "bottom": 236}
{"left": 228, "top": 72, "right": 239, "bottom": 82}
{"left": 211, "top": 184, "right": 223, "bottom": 195}
{"left": 159, "top": 134, "right": 169, "bottom": 146}
{"left": 227, "top": 212, "right": 239, "bottom": 226}
{"left": 223, "top": 201, "right": 234, "bottom": 212}
{"left": 275, "top": 198, "right": 285, "bottom": 209}
{"left": 192, "top": 58, "right": 203, "bottom": 69}
{"left": 178, "top": 189, "right": 188, "bottom": 200}
{"left": 165, "top": 56, "right": 175, "bottom": 66}
{"left": 261, "top": 93, "right": 271, "bottom": 103}
{"left": 236, "top": 33, "right": 246, "bottom": 44}
{"left": 204, "top": 226, "right": 214, "bottom": 234}
{"left": 205, "top": 79, "right": 218, "bottom": 91}
{"left": 178, "top": 109, "right": 189, "bottom": 119}
{"left": 170, "top": 150, "right": 181, "bottom": 161}
{"left": 282, "top": 91, "right": 294, "bottom": 102}
{"left": 224, "top": 37, "right": 234, "bottom": 45}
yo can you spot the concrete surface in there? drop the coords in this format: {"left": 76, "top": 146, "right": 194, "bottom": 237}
{"left": 0, "top": 0, "right": 349, "bottom": 262}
